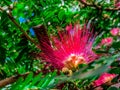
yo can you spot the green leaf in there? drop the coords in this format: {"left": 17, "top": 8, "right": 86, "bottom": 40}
{"left": 20, "top": 72, "right": 33, "bottom": 89}
{"left": 30, "top": 73, "right": 42, "bottom": 86}
{"left": 0, "top": 46, "right": 6, "bottom": 64}
{"left": 112, "top": 41, "right": 120, "bottom": 50}
{"left": 16, "top": 3, "right": 25, "bottom": 10}
{"left": 41, "top": 72, "right": 56, "bottom": 88}
{"left": 107, "top": 87, "right": 118, "bottom": 90}
{"left": 58, "top": 10, "right": 65, "bottom": 21}
{"left": 11, "top": 77, "right": 24, "bottom": 90}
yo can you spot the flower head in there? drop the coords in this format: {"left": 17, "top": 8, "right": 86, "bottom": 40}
{"left": 94, "top": 73, "right": 116, "bottom": 86}
{"left": 110, "top": 28, "right": 120, "bottom": 36}
{"left": 101, "top": 37, "right": 113, "bottom": 46}
{"left": 115, "top": 2, "right": 120, "bottom": 8}
{"left": 39, "top": 24, "right": 98, "bottom": 70}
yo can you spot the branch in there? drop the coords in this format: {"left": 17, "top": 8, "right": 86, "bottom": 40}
{"left": 0, "top": 72, "right": 29, "bottom": 87}
{"left": 0, "top": 7, "right": 4, "bottom": 11}
{"left": 0, "top": 6, "right": 37, "bottom": 45}
{"left": 0, "top": 70, "right": 41, "bottom": 88}
{"left": 7, "top": 12, "right": 37, "bottom": 45}
{"left": 79, "top": 0, "right": 120, "bottom": 11}
{"left": 79, "top": 0, "right": 101, "bottom": 9}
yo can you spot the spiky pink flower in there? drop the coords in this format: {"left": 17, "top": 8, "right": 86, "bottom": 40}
{"left": 38, "top": 24, "right": 98, "bottom": 70}
{"left": 101, "top": 37, "right": 113, "bottom": 46}
{"left": 110, "top": 28, "right": 120, "bottom": 36}
{"left": 93, "top": 73, "right": 117, "bottom": 86}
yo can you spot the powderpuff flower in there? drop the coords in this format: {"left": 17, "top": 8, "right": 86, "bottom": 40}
{"left": 101, "top": 37, "right": 113, "bottom": 46}
{"left": 93, "top": 73, "right": 117, "bottom": 86}
{"left": 110, "top": 28, "right": 120, "bottom": 36}
{"left": 38, "top": 24, "right": 98, "bottom": 70}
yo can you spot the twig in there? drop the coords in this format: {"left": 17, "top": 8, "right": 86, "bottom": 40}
{"left": 0, "top": 7, "right": 4, "bottom": 11}
{"left": 0, "top": 6, "right": 37, "bottom": 45}
{"left": 7, "top": 12, "right": 37, "bottom": 45}
{"left": 0, "top": 70, "right": 41, "bottom": 88}
{"left": 79, "top": 0, "right": 120, "bottom": 11}
{"left": 79, "top": 0, "right": 100, "bottom": 8}
{"left": 0, "top": 72, "right": 29, "bottom": 87}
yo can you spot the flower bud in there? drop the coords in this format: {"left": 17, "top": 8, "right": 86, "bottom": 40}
{"left": 101, "top": 37, "right": 113, "bottom": 46}
{"left": 110, "top": 28, "right": 119, "bottom": 36}
{"left": 93, "top": 73, "right": 116, "bottom": 86}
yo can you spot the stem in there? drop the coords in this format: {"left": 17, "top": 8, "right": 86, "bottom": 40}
{"left": 7, "top": 12, "right": 37, "bottom": 45}
{"left": 0, "top": 6, "right": 37, "bottom": 45}
{"left": 79, "top": 0, "right": 120, "bottom": 11}
{"left": 0, "top": 72, "right": 29, "bottom": 87}
{"left": 0, "top": 7, "right": 4, "bottom": 11}
{"left": 0, "top": 70, "right": 41, "bottom": 88}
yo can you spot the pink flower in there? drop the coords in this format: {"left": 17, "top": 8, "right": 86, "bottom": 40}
{"left": 101, "top": 37, "right": 113, "bottom": 46}
{"left": 110, "top": 28, "right": 120, "bottom": 36}
{"left": 38, "top": 24, "right": 98, "bottom": 70}
{"left": 81, "top": 0, "right": 86, "bottom": 2}
{"left": 94, "top": 73, "right": 116, "bottom": 86}
{"left": 115, "top": 2, "right": 120, "bottom": 8}
{"left": 65, "top": 24, "right": 72, "bottom": 32}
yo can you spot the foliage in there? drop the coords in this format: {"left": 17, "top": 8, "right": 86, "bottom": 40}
{"left": 0, "top": 0, "right": 120, "bottom": 90}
